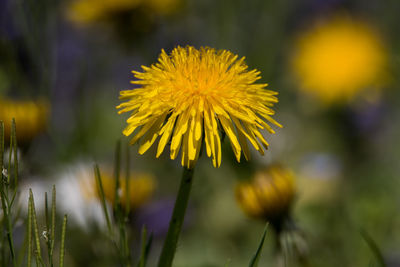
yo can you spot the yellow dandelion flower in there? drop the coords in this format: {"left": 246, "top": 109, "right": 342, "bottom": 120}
{"left": 235, "top": 165, "right": 295, "bottom": 222}
{"left": 292, "top": 16, "right": 387, "bottom": 103}
{"left": 117, "top": 46, "right": 282, "bottom": 169}
{"left": 0, "top": 98, "right": 49, "bottom": 143}
{"left": 80, "top": 171, "right": 155, "bottom": 210}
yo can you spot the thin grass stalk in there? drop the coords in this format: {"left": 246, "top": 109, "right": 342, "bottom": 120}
{"left": 248, "top": 223, "right": 269, "bottom": 267}
{"left": 59, "top": 215, "right": 67, "bottom": 267}
{"left": 45, "top": 192, "right": 49, "bottom": 233}
{"left": 0, "top": 121, "right": 17, "bottom": 267}
{"left": 114, "top": 140, "right": 121, "bottom": 212}
{"left": 0, "top": 121, "right": 5, "bottom": 267}
{"left": 9, "top": 121, "right": 18, "bottom": 208}
{"left": 1, "top": 121, "right": 4, "bottom": 169}
{"left": 7, "top": 119, "right": 13, "bottom": 185}
{"left": 12, "top": 119, "right": 18, "bottom": 191}
{"left": 157, "top": 167, "right": 195, "bottom": 267}
{"left": 0, "top": 172, "right": 16, "bottom": 267}
{"left": 94, "top": 164, "right": 112, "bottom": 234}
{"left": 125, "top": 144, "right": 130, "bottom": 216}
{"left": 50, "top": 185, "right": 56, "bottom": 264}
{"left": 29, "top": 189, "right": 43, "bottom": 266}
{"left": 138, "top": 226, "right": 147, "bottom": 267}
{"left": 360, "top": 229, "right": 386, "bottom": 267}
{"left": 114, "top": 141, "right": 131, "bottom": 266}
{"left": 16, "top": 220, "right": 29, "bottom": 267}
{"left": 44, "top": 192, "right": 52, "bottom": 265}
{"left": 27, "top": 193, "right": 33, "bottom": 267}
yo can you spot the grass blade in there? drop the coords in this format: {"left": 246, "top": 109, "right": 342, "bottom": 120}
{"left": 0, "top": 170, "right": 16, "bottom": 267}
{"left": 45, "top": 192, "right": 49, "bottom": 233}
{"left": 125, "top": 144, "right": 130, "bottom": 216}
{"left": 7, "top": 119, "right": 14, "bottom": 185}
{"left": 27, "top": 193, "right": 33, "bottom": 267}
{"left": 360, "top": 228, "right": 386, "bottom": 267}
{"left": 249, "top": 223, "right": 269, "bottom": 267}
{"left": 94, "top": 164, "right": 112, "bottom": 234}
{"left": 114, "top": 140, "right": 121, "bottom": 212}
{"left": 12, "top": 119, "right": 18, "bottom": 191}
{"left": 50, "top": 185, "right": 56, "bottom": 263}
{"left": 29, "top": 189, "right": 43, "bottom": 266}
{"left": 1, "top": 121, "right": 4, "bottom": 167}
{"left": 138, "top": 226, "right": 153, "bottom": 267}
{"left": 138, "top": 226, "right": 147, "bottom": 267}
{"left": 59, "top": 215, "right": 68, "bottom": 267}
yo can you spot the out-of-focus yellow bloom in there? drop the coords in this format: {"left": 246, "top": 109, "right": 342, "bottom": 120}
{"left": 0, "top": 98, "right": 49, "bottom": 143}
{"left": 67, "top": 0, "right": 141, "bottom": 24}
{"left": 67, "top": 0, "right": 181, "bottom": 24}
{"left": 81, "top": 171, "right": 155, "bottom": 210}
{"left": 292, "top": 16, "right": 387, "bottom": 103}
{"left": 117, "top": 46, "right": 282, "bottom": 169}
{"left": 235, "top": 165, "right": 295, "bottom": 222}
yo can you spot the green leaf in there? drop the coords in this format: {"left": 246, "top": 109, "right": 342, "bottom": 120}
{"left": 249, "top": 223, "right": 269, "bottom": 267}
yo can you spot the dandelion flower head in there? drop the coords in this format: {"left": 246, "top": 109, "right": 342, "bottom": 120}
{"left": 117, "top": 46, "right": 282, "bottom": 169}
{"left": 292, "top": 16, "right": 387, "bottom": 103}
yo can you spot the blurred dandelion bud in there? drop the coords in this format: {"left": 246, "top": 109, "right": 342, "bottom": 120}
{"left": 292, "top": 16, "right": 388, "bottom": 104}
{"left": 235, "top": 165, "right": 295, "bottom": 231}
{"left": 81, "top": 170, "right": 156, "bottom": 211}
{"left": 236, "top": 165, "right": 309, "bottom": 262}
{"left": 66, "top": 0, "right": 183, "bottom": 28}
{"left": 0, "top": 98, "right": 49, "bottom": 144}
{"left": 67, "top": 0, "right": 142, "bottom": 24}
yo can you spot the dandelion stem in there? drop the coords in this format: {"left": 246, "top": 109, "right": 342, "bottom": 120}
{"left": 157, "top": 167, "right": 194, "bottom": 267}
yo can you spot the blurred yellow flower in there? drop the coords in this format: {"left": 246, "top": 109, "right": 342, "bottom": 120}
{"left": 117, "top": 46, "right": 282, "bottom": 169}
{"left": 292, "top": 16, "right": 387, "bottom": 103}
{"left": 81, "top": 171, "right": 155, "bottom": 210}
{"left": 67, "top": 0, "right": 141, "bottom": 24}
{"left": 235, "top": 165, "right": 295, "bottom": 223}
{"left": 67, "top": 0, "right": 181, "bottom": 24}
{"left": 0, "top": 98, "right": 49, "bottom": 143}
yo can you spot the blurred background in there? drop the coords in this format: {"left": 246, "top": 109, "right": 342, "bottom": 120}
{"left": 1, "top": 0, "right": 400, "bottom": 266}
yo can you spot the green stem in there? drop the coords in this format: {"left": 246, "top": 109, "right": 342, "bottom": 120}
{"left": 157, "top": 167, "right": 195, "bottom": 267}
